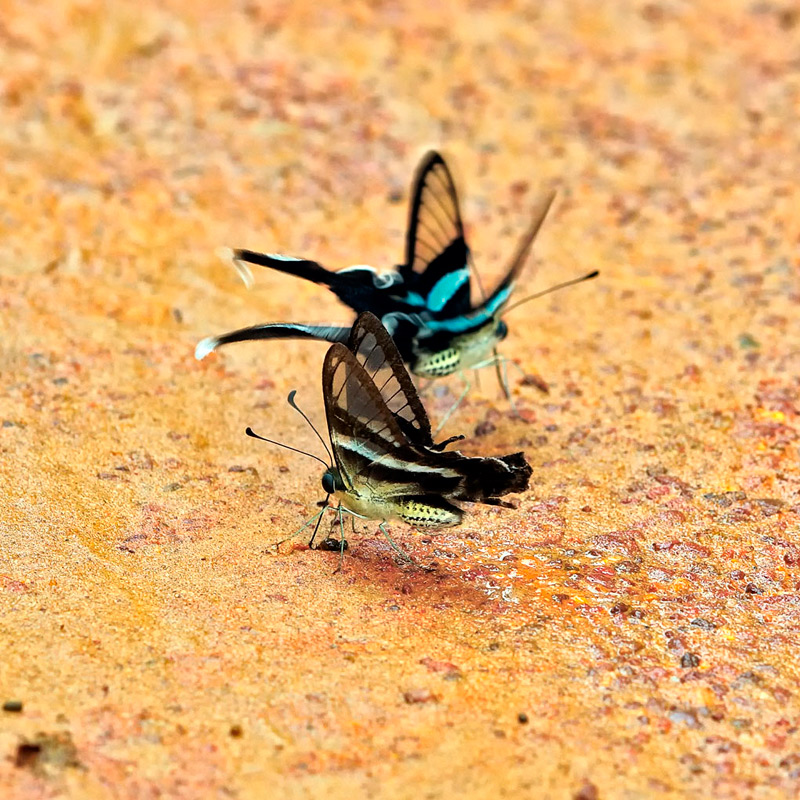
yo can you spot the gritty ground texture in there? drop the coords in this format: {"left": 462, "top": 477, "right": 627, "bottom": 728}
{"left": 2, "top": 1, "right": 800, "bottom": 797}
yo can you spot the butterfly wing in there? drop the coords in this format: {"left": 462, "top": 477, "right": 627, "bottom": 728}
{"left": 347, "top": 312, "right": 434, "bottom": 447}
{"left": 231, "top": 249, "right": 412, "bottom": 319}
{"left": 445, "top": 449, "right": 532, "bottom": 502}
{"left": 322, "top": 343, "right": 464, "bottom": 500}
{"left": 195, "top": 323, "right": 351, "bottom": 360}
{"left": 232, "top": 154, "right": 473, "bottom": 323}
{"left": 216, "top": 155, "right": 496, "bottom": 367}
{"left": 322, "top": 336, "right": 530, "bottom": 521}
{"left": 400, "top": 152, "right": 473, "bottom": 318}
{"left": 467, "top": 190, "right": 556, "bottom": 322}
{"left": 348, "top": 312, "right": 466, "bottom": 451}
{"left": 407, "top": 189, "right": 556, "bottom": 344}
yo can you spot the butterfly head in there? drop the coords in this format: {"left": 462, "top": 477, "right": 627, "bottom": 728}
{"left": 495, "top": 318, "right": 509, "bottom": 342}
{"left": 321, "top": 467, "right": 345, "bottom": 495}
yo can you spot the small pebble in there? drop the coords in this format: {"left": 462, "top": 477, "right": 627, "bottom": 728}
{"left": 474, "top": 420, "right": 497, "bottom": 437}
{"left": 316, "top": 537, "right": 348, "bottom": 552}
{"left": 737, "top": 333, "right": 760, "bottom": 349}
{"left": 403, "top": 688, "right": 437, "bottom": 704}
{"left": 520, "top": 374, "right": 549, "bottom": 393}
{"left": 681, "top": 652, "right": 701, "bottom": 668}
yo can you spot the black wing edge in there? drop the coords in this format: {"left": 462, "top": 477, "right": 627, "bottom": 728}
{"left": 232, "top": 249, "right": 338, "bottom": 287}
{"left": 474, "top": 190, "right": 557, "bottom": 314}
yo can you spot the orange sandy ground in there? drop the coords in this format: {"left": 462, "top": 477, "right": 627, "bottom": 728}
{"left": 2, "top": 1, "right": 800, "bottom": 797}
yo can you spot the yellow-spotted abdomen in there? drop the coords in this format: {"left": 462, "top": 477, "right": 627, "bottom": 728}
{"left": 399, "top": 500, "right": 463, "bottom": 527}
{"left": 413, "top": 348, "right": 461, "bottom": 377}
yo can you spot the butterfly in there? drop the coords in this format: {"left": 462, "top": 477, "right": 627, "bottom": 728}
{"left": 197, "top": 151, "right": 597, "bottom": 421}
{"left": 246, "top": 312, "right": 532, "bottom": 560}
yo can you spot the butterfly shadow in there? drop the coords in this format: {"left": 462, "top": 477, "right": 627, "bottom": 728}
{"left": 271, "top": 509, "right": 506, "bottom": 612}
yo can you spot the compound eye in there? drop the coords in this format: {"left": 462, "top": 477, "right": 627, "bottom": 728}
{"left": 496, "top": 320, "right": 509, "bottom": 340}
{"left": 322, "top": 471, "right": 336, "bottom": 494}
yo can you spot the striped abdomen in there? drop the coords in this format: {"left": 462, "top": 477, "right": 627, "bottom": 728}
{"left": 399, "top": 498, "right": 463, "bottom": 527}
{"left": 412, "top": 348, "right": 461, "bottom": 377}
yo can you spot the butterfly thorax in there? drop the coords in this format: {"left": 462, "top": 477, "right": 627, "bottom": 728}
{"left": 323, "top": 468, "right": 396, "bottom": 520}
{"left": 333, "top": 489, "right": 405, "bottom": 523}
{"left": 412, "top": 318, "right": 508, "bottom": 377}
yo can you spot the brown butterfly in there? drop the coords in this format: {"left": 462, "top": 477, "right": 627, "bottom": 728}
{"left": 247, "top": 312, "right": 531, "bottom": 559}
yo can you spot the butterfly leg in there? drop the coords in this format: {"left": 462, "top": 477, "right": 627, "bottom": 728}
{"left": 498, "top": 354, "right": 518, "bottom": 417}
{"left": 501, "top": 355, "right": 528, "bottom": 383}
{"left": 271, "top": 507, "right": 326, "bottom": 551}
{"left": 434, "top": 373, "right": 471, "bottom": 435}
{"left": 493, "top": 347, "right": 512, "bottom": 401}
{"left": 499, "top": 356, "right": 532, "bottom": 418}
{"left": 472, "top": 352, "right": 526, "bottom": 416}
{"left": 378, "top": 522, "right": 431, "bottom": 570}
{"left": 306, "top": 506, "right": 327, "bottom": 548}
{"left": 316, "top": 504, "right": 353, "bottom": 558}
{"left": 333, "top": 505, "right": 347, "bottom": 574}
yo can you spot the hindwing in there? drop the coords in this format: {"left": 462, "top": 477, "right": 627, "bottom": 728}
{"left": 196, "top": 323, "right": 350, "bottom": 360}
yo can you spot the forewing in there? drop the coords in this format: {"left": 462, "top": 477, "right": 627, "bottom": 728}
{"left": 348, "top": 313, "right": 434, "bottom": 447}
{"left": 323, "top": 343, "right": 415, "bottom": 493}
{"left": 471, "top": 190, "right": 556, "bottom": 319}
{"left": 322, "top": 343, "right": 462, "bottom": 498}
{"left": 402, "top": 152, "right": 472, "bottom": 317}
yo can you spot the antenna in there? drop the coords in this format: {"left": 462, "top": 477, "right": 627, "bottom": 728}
{"left": 502, "top": 270, "right": 599, "bottom": 315}
{"left": 245, "top": 427, "right": 329, "bottom": 468}
{"left": 287, "top": 390, "right": 334, "bottom": 463}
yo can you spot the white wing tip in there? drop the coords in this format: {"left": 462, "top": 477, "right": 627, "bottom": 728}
{"left": 233, "top": 260, "right": 255, "bottom": 289}
{"left": 216, "top": 246, "right": 254, "bottom": 289}
{"left": 195, "top": 336, "right": 219, "bottom": 360}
